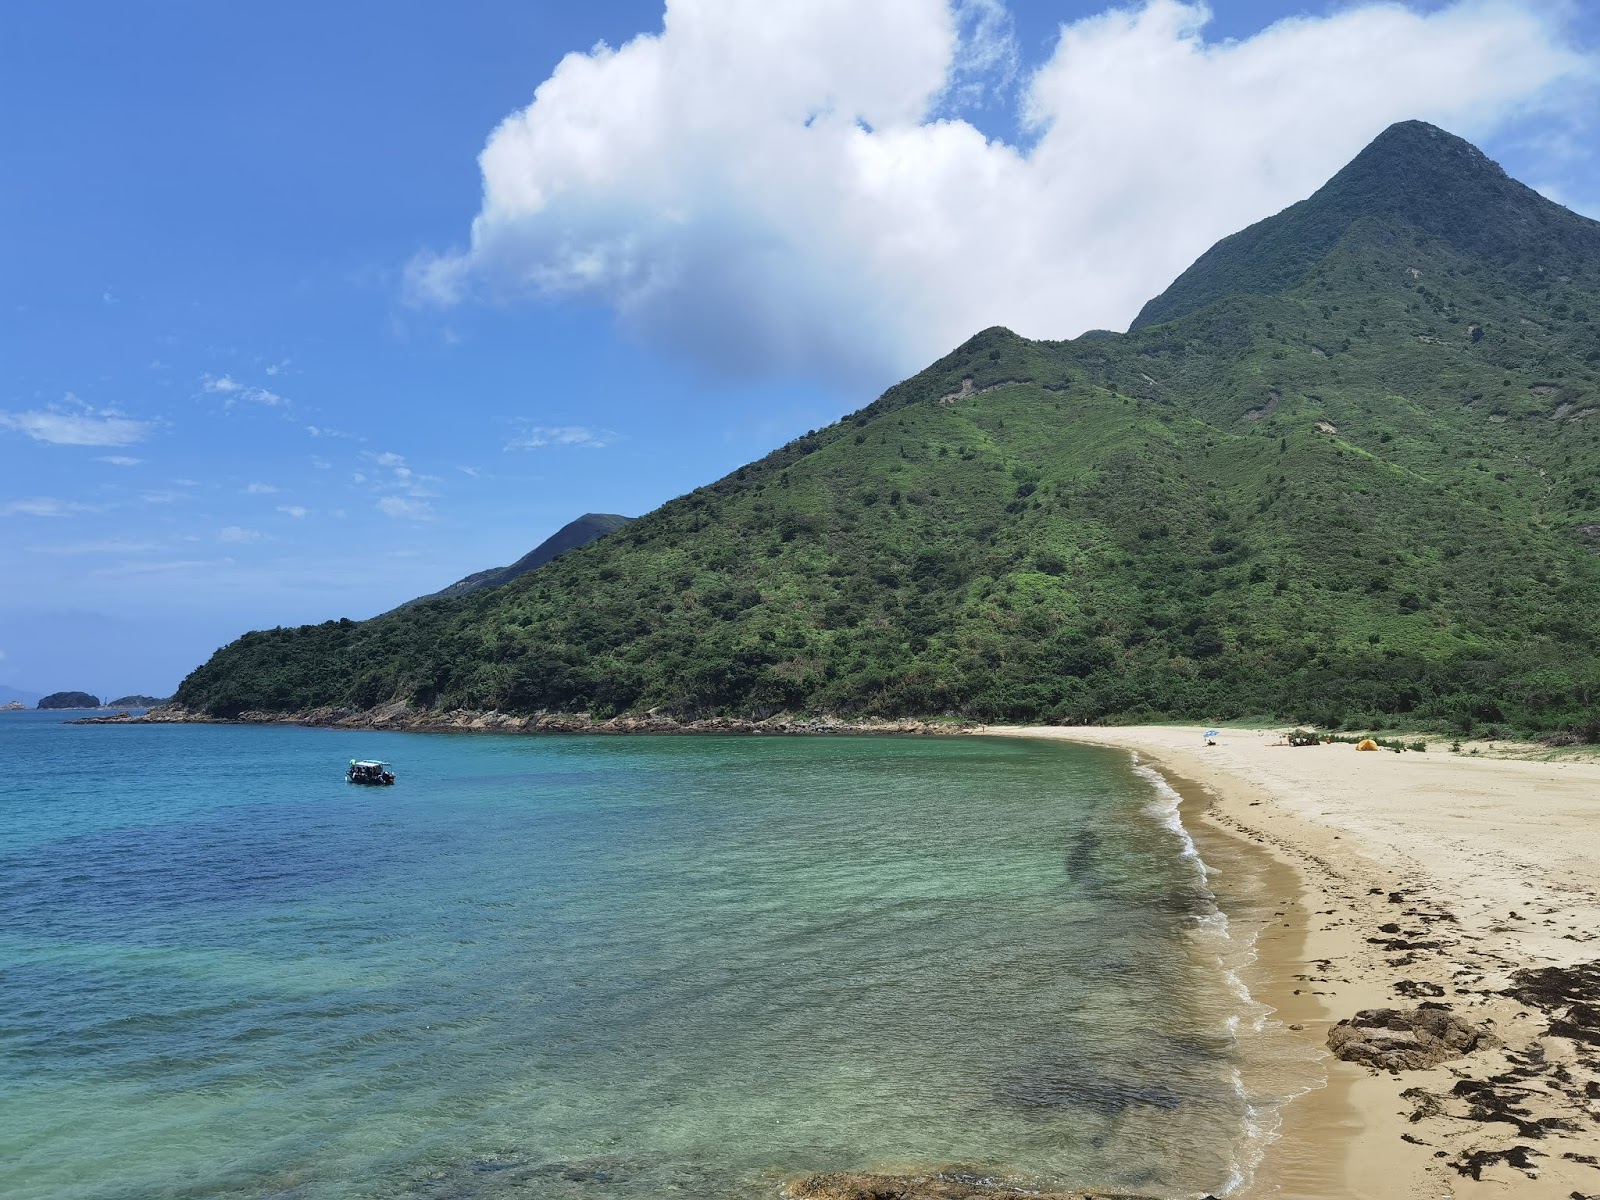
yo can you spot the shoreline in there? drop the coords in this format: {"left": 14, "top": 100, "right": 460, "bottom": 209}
{"left": 988, "top": 725, "right": 1600, "bottom": 1199}
{"left": 1134, "top": 751, "right": 1342, "bottom": 1199}
{"left": 73, "top": 706, "right": 1600, "bottom": 1195}
{"left": 71, "top": 703, "right": 968, "bottom": 736}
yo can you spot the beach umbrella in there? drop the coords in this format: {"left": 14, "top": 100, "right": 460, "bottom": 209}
{"left": 1203, "top": 729, "right": 1220, "bottom": 739}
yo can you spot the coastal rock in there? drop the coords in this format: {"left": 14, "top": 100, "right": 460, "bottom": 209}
{"left": 786, "top": 1171, "right": 1148, "bottom": 1200}
{"left": 1327, "top": 1004, "right": 1497, "bottom": 1071}
{"left": 75, "top": 703, "right": 966, "bottom": 738}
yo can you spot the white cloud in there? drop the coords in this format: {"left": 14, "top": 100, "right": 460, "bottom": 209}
{"left": 28, "top": 539, "right": 161, "bottom": 555}
{"left": 203, "top": 374, "right": 288, "bottom": 407}
{"left": 0, "top": 497, "right": 86, "bottom": 517}
{"left": 277, "top": 505, "right": 309, "bottom": 518}
{"left": 97, "top": 455, "right": 142, "bottom": 466}
{"left": 94, "top": 557, "right": 235, "bottom": 577}
{"left": 218, "top": 526, "right": 266, "bottom": 543}
{"left": 377, "top": 495, "right": 431, "bottom": 519}
{"left": 373, "top": 451, "right": 406, "bottom": 467}
{"left": 243, "top": 481, "right": 280, "bottom": 495}
{"left": 0, "top": 395, "right": 152, "bottom": 446}
{"left": 417, "top": 0, "right": 1595, "bottom": 385}
{"left": 507, "top": 424, "right": 615, "bottom": 450}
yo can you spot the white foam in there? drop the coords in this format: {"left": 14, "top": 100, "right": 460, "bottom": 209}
{"left": 1129, "top": 753, "right": 1296, "bottom": 1198}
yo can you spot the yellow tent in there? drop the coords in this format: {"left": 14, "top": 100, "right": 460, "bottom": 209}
{"left": 1356, "top": 738, "right": 1379, "bottom": 751}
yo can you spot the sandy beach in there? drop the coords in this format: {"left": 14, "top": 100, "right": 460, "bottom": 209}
{"left": 982, "top": 725, "right": 1600, "bottom": 1199}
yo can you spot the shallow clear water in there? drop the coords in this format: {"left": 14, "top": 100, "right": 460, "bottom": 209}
{"left": 1, "top": 713, "right": 1256, "bottom": 1199}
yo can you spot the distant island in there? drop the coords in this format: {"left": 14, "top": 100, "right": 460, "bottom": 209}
{"left": 107, "top": 695, "right": 168, "bottom": 708}
{"left": 38, "top": 691, "right": 103, "bottom": 710}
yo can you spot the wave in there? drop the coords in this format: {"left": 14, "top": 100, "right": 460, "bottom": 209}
{"left": 1129, "top": 753, "right": 1304, "bottom": 1199}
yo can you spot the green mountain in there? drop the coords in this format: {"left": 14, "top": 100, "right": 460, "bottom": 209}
{"left": 391, "top": 512, "right": 634, "bottom": 611}
{"left": 175, "top": 122, "right": 1600, "bottom": 737}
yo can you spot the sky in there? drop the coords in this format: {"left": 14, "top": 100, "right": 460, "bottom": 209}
{"left": 3, "top": 0, "right": 1600, "bottom": 699}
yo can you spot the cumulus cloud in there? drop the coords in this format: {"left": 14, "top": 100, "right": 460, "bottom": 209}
{"left": 218, "top": 526, "right": 266, "bottom": 543}
{"left": 203, "top": 374, "right": 288, "bottom": 407}
{"left": 506, "top": 424, "right": 615, "bottom": 450}
{"left": 416, "top": 0, "right": 1595, "bottom": 386}
{"left": 0, "top": 395, "right": 152, "bottom": 446}
{"left": 97, "top": 455, "right": 142, "bottom": 466}
{"left": 377, "top": 495, "right": 431, "bottom": 519}
{"left": 243, "top": 482, "right": 280, "bottom": 495}
{"left": 277, "top": 505, "right": 309, "bottom": 518}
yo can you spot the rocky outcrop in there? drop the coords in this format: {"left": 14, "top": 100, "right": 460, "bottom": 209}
{"left": 74, "top": 702, "right": 968, "bottom": 737}
{"left": 1327, "top": 1004, "right": 1497, "bottom": 1071}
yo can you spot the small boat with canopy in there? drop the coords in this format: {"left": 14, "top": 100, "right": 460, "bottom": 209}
{"left": 347, "top": 759, "right": 396, "bottom": 786}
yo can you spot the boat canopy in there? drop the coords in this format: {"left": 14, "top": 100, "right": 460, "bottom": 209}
{"left": 350, "top": 759, "right": 391, "bottom": 768}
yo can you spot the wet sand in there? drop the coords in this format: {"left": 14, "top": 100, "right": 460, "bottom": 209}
{"left": 986, "top": 725, "right": 1600, "bottom": 1199}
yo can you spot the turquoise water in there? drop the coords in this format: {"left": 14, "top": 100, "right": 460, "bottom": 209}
{"left": 1, "top": 713, "right": 1258, "bottom": 1199}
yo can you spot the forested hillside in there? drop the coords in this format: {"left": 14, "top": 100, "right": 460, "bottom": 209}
{"left": 175, "top": 123, "right": 1600, "bottom": 736}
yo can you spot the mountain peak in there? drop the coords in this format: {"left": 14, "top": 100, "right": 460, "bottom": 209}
{"left": 1131, "top": 120, "right": 1600, "bottom": 330}
{"left": 1354, "top": 119, "right": 1500, "bottom": 170}
{"left": 391, "top": 512, "right": 634, "bottom": 612}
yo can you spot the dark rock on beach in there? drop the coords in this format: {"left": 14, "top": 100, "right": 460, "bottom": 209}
{"left": 1327, "top": 1004, "right": 1497, "bottom": 1071}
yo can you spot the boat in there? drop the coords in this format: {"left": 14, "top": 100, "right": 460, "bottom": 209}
{"left": 347, "top": 759, "right": 396, "bottom": 786}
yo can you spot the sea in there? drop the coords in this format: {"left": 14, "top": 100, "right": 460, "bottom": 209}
{"left": 0, "top": 710, "right": 1309, "bottom": 1200}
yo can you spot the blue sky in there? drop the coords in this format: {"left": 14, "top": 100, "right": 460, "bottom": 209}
{"left": 3, "top": 0, "right": 1599, "bottom": 699}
